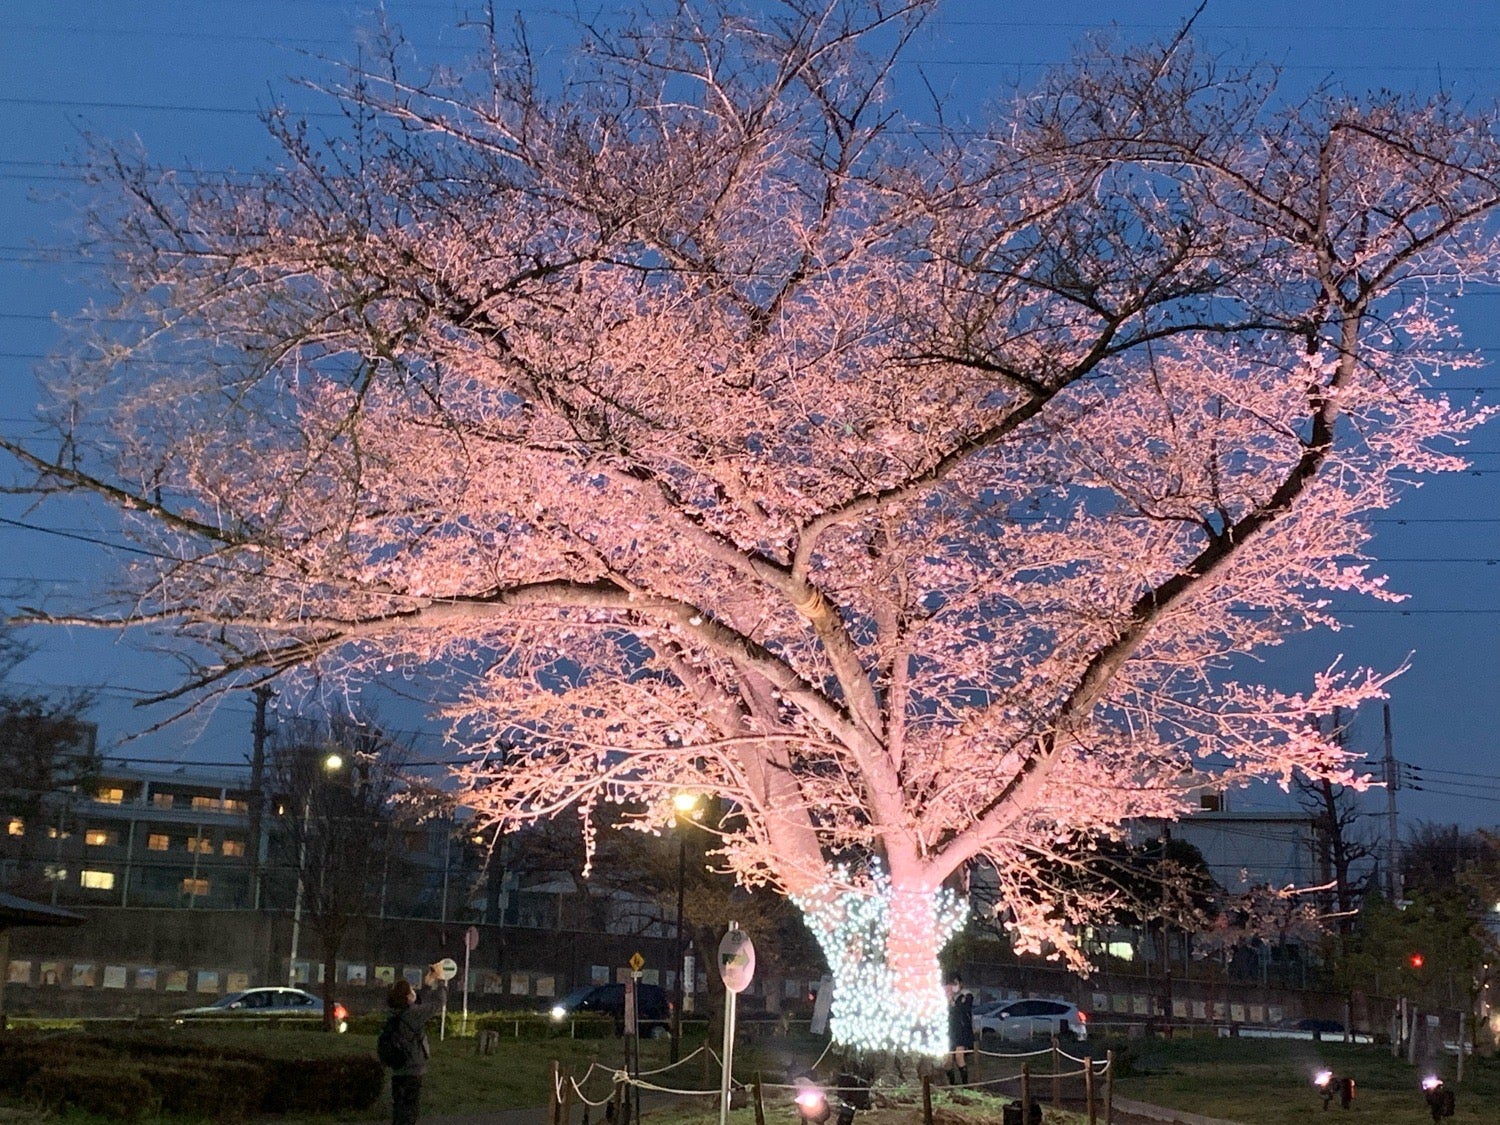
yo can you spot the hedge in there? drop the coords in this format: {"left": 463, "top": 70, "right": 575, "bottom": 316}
{"left": 0, "top": 1028, "right": 382, "bottom": 1116}
{"left": 24, "top": 1060, "right": 159, "bottom": 1119}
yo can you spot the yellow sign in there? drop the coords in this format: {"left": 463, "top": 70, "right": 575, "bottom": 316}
{"left": 628, "top": 951, "right": 645, "bottom": 972}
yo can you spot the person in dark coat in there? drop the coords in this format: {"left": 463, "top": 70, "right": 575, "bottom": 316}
{"left": 385, "top": 965, "right": 446, "bottom": 1125}
{"left": 944, "top": 973, "right": 975, "bottom": 1086}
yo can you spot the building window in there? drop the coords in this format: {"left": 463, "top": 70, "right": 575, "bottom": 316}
{"left": 190, "top": 796, "right": 221, "bottom": 811}
{"left": 46, "top": 826, "right": 70, "bottom": 840}
{"left": 185, "top": 836, "right": 215, "bottom": 854}
{"left": 223, "top": 798, "right": 249, "bottom": 814}
{"left": 152, "top": 793, "right": 175, "bottom": 809}
{"left": 85, "top": 829, "right": 118, "bottom": 847}
{"left": 221, "top": 839, "right": 246, "bottom": 858}
{"left": 6, "top": 818, "right": 22, "bottom": 837}
{"left": 95, "top": 786, "right": 125, "bottom": 804}
{"left": 181, "top": 877, "right": 210, "bottom": 897}
{"left": 147, "top": 834, "right": 170, "bottom": 851}
{"left": 80, "top": 869, "right": 115, "bottom": 890}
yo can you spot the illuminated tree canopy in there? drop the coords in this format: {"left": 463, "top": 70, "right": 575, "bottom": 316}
{"left": 7, "top": 0, "right": 1500, "bottom": 1054}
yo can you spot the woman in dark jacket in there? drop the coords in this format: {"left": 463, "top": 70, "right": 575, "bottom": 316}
{"left": 944, "top": 973, "right": 975, "bottom": 1086}
{"left": 385, "top": 966, "right": 446, "bottom": 1125}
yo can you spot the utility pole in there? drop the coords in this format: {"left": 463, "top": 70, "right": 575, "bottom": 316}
{"left": 249, "top": 686, "right": 275, "bottom": 910}
{"left": 1383, "top": 703, "right": 1401, "bottom": 902}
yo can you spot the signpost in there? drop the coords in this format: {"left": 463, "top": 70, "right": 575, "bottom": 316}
{"left": 435, "top": 956, "right": 458, "bottom": 1040}
{"left": 628, "top": 953, "right": 646, "bottom": 1125}
{"left": 462, "top": 926, "right": 479, "bottom": 1034}
{"left": 716, "top": 924, "right": 755, "bottom": 1125}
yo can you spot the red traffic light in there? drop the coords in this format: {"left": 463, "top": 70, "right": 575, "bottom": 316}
{"left": 1409, "top": 953, "right": 1425, "bottom": 969}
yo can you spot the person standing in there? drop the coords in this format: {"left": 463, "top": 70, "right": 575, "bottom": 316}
{"left": 944, "top": 973, "right": 975, "bottom": 1086}
{"left": 381, "top": 965, "right": 446, "bottom": 1125}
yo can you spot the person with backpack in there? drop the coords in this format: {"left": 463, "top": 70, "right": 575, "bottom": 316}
{"left": 379, "top": 965, "right": 446, "bottom": 1125}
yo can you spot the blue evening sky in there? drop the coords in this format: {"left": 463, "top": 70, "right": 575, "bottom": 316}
{"left": 2, "top": 1, "right": 1498, "bottom": 830}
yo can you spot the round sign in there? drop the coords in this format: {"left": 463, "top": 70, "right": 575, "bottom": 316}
{"left": 717, "top": 927, "right": 755, "bottom": 993}
{"left": 434, "top": 957, "right": 459, "bottom": 981}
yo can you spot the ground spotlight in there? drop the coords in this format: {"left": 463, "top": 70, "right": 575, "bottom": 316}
{"left": 1313, "top": 1070, "right": 1353, "bottom": 1110}
{"left": 793, "top": 1082, "right": 830, "bottom": 1125}
{"left": 1421, "top": 1075, "right": 1454, "bottom": 1121}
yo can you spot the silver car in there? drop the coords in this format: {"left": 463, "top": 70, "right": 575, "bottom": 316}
{"left": 173, "top": 986, "right": 349, "bottom": 1032}
{"left": 973, "top": 997, "right": 1087, "bottom": 1041}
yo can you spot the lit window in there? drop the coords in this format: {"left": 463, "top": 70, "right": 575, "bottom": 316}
{"left": 85, "top": 829, "right": 117, "bottom": 847}
{"left": 152, "top": 793, "right": 175, "bottom": 809}
{"left": 46, "top": 826, "right": 70, "bottom": 840}
{"left": 147, "top": 834, "right": 170, "bottom": 851}
{"left": 223, "top": 798, "right": 249, "bottom": 814}
{"left": 221, "top": 839, "right": 246, "bottom": 857}
{"left": 80, "top": 870, "right": 115, "bottom": 890}
{"left": 181, "top": 877, "right": 210, "bottom": 896}
{"left": 185, "top": 836, "right": 215, "bottom": 854}
{"left": 190, "top": 796, "right": 221, "bottom": 811}
{"left": 6, "top": 818, "right": 22, "bottom": 837}
{"left": 95, "top": 787, "right": 125, "bottom": 804}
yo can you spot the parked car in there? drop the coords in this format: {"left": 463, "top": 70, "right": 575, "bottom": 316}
{"left": 550, "top": 982, "right": 672, "bottom": 1037}
{"left": 973, "top": 997, "right": 1087, "bottom": 1041}
{"left": 173, "top": 987, "right": 349, "bottom": 1032}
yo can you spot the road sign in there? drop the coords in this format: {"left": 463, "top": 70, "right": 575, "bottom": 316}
{"left": 464, "top": 925, "right": 480, "bottom": 951}
{"left": 717, "top": 926, "right": 755, "bottom": 993}
{"left": 435, "top": 957, "right": 458, "bottom": 981}
{"left": 629, "top": 951, "right": 645, "bottom": 973}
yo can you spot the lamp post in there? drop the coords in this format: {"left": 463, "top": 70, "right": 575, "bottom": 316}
{"left": 671, "top": 791, "right": 701, "bottom": 1063}
{"left": 286, "top": 751, "right": 344, "bottom": 987}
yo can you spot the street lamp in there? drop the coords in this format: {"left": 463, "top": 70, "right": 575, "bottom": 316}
{"left": 671, "top": 791, "right": 702, "bottom": 1063}
{"left": 286, "top": 751, "right": 344, "bottom": 987}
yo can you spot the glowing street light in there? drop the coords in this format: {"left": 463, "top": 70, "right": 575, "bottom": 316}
{"left": 670, "top": 791, "right": 703, "bottom": 1063}
{"left": 287, "top": 751, "right": 346, "bottom": 988}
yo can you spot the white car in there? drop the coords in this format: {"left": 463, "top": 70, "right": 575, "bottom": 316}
{"left": 973, "top": 997, "right": 1087, "bottom": 1041}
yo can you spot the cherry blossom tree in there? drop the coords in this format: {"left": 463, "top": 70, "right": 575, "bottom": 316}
{"left": 6, "top": 0, "right": 1500, "bottom": 1055}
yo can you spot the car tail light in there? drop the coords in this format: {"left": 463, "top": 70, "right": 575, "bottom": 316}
{"left": 334, "top": 1003, "right": 349, "bottom": 1021}
{"left": 1078, "top": 1011, "right": 1088, "bottom": 1023}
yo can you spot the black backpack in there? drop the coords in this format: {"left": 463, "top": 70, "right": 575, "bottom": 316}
{"left": 377, "top": 1013, "right": 428, "bottom": 1069}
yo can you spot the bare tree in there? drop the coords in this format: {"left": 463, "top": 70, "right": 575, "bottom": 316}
{"left": 6, "top": 1, "right": 1500, "bottom": 1053}
{"left": 270, "top": 714, "right": 416, "bottom": 1029}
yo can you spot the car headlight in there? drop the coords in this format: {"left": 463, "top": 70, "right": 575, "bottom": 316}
{"left": 550, "top": 1005, "right": 567, "bottom": 1020}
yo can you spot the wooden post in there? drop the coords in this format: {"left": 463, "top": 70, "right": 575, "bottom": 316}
{"left": 752, "top": 1073, "right": 766, "bottom": 1125}
{"left": 611, "top": 1077, "right": 624, "bottom": 1125}
{"left": 548, "top": 1061, "right": 561, "bottom": 1125}
{"left": 1020, "top": 1062, "right": 1032, "bottom": 1124}
{"left": 560, "top": 1066, "right": 574, "bottom": 1125}
{"left": 921, "top": 1074, "right": 933, "bottom": 1125}
{"left": 1052, "top": 1036, "right": 1061, "bottom": 1107}
{"left": 1105, "top": 1050, "right": 1115, "bottom": 1125}
{"left": 1084, "top": 1055, "right": 1096, "bottom": 1125}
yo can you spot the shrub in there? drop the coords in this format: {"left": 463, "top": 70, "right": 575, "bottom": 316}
{"left": 138, "top": 1059, "right": 271, "bottom": 1120}
{"left": 250, "top": 1052, "right": 384, "bottom": 1113}
{"left": 24, "top": 1061, "right": 158, "bottom": 1119}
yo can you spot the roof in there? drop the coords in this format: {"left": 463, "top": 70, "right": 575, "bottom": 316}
{"left": 0, "top": 892, "right": 87, "bottom": 928}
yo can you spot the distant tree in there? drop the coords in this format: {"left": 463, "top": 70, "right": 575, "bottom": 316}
{"left": 270, "top": 713, "right": 418, "bottom": 1029}
{"left": 1344, "top": 887, "right": 1486, "bottom": 1013}
{"left": 0, "top": 632, "right": 95, "bottom": 891}
{"left": 9, "top": 0, "right": 1500, "bottom": 1054}
{"left": 1402, "top": 823, "right": 1495, "bottom": 898}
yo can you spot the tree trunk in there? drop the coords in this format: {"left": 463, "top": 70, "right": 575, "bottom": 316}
{"left": 794, "top": 878, "right": 965, "bottom": 1057}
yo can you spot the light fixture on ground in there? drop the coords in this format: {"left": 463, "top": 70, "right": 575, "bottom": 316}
{"left": 1313, "top": 1069, "right": 1353, "bottom": 1110}
{"left": 793, "top": 1083, "right": 830, "bottom": 1125}
{"left": 1421, "top": 1075, "right": 1454, "bottom": 1121}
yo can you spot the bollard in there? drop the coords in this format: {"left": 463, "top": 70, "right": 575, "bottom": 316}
{"left": 1020, "top": 1062, "right": 1031, "bottom": 1124}
{"left": 752, "top": 1073, "right": 766, "bottom": 1125}
{"left": 1052, "top": 1036, "right": 1061, "bottom": 1107}
{"left": 560, "top": 1067, "right": 575, "bottom": 1125}
{"left": 1084, "top": 1054, "right": 1096, "bottom": 1125}
{"left": 922, "top": 1074, "right": 933, "bottom": 1125}
{"left": 548, "top": 1061, "right": 562, "bottom": 1125}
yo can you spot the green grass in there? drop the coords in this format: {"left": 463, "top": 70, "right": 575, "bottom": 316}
{"left": 1107, "top": 1033, "right": 1498, "bottom": 1123}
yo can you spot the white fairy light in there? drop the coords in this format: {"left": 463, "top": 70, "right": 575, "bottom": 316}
{"left": 792, "top": 861, "right": 968, "bottom": 1056}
